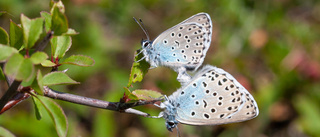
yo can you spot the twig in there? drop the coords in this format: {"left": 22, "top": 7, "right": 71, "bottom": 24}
{"left": 34, "top": 31, "right": 54, "bottom": 52}
{"left": 0, "top": 92, "right": 30, "bottom": 114}
{"left": 0, "top": 81, "right": 22, "bottom": 110}
{"left": 43, "top": 87, "right": 156, "bottom": 117}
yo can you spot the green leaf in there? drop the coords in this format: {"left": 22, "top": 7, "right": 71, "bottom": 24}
{"left": 0, "top": 126, "right": 15, "bottom": 137}
{"left": 30, "top": 70, "right": 44, "bottom": 95}
{"left": 62, "top": 28, "right": 78, "bottom": 36}
{"left": 41, "top": 60, "right": 56, "bottom": 67}
{"left": 21, "top": 14, "right": 44, "bottom": 49}
{"left": 41, "top": 11, "right": 52, "bottom": 32}
{"left": 21, "top": 70, "right": 36, "bottom": 87}
{"left": 42, "top": 72, "right": 79, "bottom": 86}
{"left": 51, "top": 6, "right": 68, "bottom": 36}
{"left": 127, "top": 50, "right": 150, "bottom": 87}
{"left": 36, "top": 70, "right": 44, "bottom": 94}
{"left": 61, "top": 55, "right": 95, "bottom": 66}
{"left": 32, "top": 96, "right": 43, "bottom": 120}
{"left": 0, "top": 44, "right": 18, "bottom": 62}
{"left": 124, "top": 87, "right": 138, "bottom": 101}
{"left": 4, "top": 53, "right": 34, "bottom": 81}
{"left": 132, "top": 89, "right": 163, "bottom": 100}
{"left": 50, "top": 36, "right": 71, "bottom": 58}
{"left": 32, "top": 94, "right": 68, "bottom": 137}
{"left": 50, "top": 0, "right": 65, "bottom": 14}
{"left": 0, "top": 27, "right": 9, "bottom": 45}
{"left": 9, "top": 20, "right": 23, "bottom": 49}
{"left": 30, "top": 52, "right": 48, "bottom": 64}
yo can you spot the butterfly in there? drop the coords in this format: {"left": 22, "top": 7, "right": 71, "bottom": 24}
{"left": 157, "top": 65, "right": 259, "bottom": 132}
{"left": 135, "top": 13, "right": 213, "bottom": 84}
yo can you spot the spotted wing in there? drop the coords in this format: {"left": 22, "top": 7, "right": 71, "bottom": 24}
{"left": 169, "top": 65, "right": 259, "bottom": 125}
{"left": 152, "top": 13, "right": 212, "bottom": 71}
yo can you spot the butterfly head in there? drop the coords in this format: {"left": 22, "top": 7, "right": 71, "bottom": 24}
{"left": 165, "top": 119, "right": 178, "bottom": 132}
{"left": 161, "top": 98, "right": 180, "bottom": 132}
{"left": 141, "top": 39, "right": 152, "bottom": 49}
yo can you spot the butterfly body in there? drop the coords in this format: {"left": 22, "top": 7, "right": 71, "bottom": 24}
{"left": 159, "top": 65, "right": 259, "bottom": 131}
{"left": 140, "top": 13, "right": 213, "bottom": 84}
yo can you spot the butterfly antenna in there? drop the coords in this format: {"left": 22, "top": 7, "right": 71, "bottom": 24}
{"left": 138, "top": 18, "right": 150, "bottom": 40}
{"left": 133, "top": 17, "right": 150, "bottom": 40}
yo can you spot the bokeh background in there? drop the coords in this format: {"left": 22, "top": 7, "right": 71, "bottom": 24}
{"left": 1, "top": 0, "right": 320, "bottom": 137}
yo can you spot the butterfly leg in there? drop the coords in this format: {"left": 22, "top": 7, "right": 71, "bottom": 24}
{"left": 147, "top": 111, "right": 164, "bottom": 119}
{"left": 135, "top": 55, "right": 146, "bottom": 63}
{"left": 176, "top": 67, "right": 192, "bottom": 86}
{"left": 134, "top": 48, "right": 144, "bottom": 57}
{"left": 154, "top": 101, "right": 166, "bottom": 109}
{"left": 148, "top": 61, "right": 158, "bottom": 69}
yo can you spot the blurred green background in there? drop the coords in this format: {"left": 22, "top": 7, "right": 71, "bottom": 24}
{"left": 1, "top": 0, "right": 320, "bottom": 137}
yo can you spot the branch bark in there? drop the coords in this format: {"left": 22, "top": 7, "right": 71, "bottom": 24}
{"left": 43, "top": 87, "right": 159, "bottom": 117}
{"left": 0, "top": 81, "right": 22, "bottom": 110}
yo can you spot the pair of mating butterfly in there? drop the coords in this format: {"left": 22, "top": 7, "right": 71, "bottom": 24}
{"left": 135, "top": 13, "right": 259, "bottom": 132}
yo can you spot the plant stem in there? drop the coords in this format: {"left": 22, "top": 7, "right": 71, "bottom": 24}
{"left": 0, "top": 80, "right": 22, "bottom": 110}
{"left": 43, "top": 87, "right": 155, "bottom": 117}
{"left": 0, "top": 92, "right": 30, "bottom": 114}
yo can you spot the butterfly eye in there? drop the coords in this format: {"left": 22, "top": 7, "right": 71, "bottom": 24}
{"left": 144, "top": 42, "right": 149, "bottom": 47}
{"left": 167, "top": 121, "right": 176, "bottom": 127}
{"left": 141, "top": 40, "right": 149, "bottom": 48}
{"left": 166, "top": 121, "right": 177, "bottom": 132}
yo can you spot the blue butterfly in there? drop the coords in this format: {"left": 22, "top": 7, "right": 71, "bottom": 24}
{"left": 157, "top": 65, "right": 259, "bottom": 132}
{"left": 135, "top": 13, "right": 213, "bottom": 84}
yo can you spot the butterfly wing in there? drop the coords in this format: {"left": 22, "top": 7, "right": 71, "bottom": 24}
{"left": 170, "top": 65, "right": 259, "bottom": 125}
{"left": 151, "top": 13, "right": 212, "bottom": 71}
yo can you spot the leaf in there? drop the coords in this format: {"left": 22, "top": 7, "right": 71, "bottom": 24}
{"left": 50, "top": 36, "right": 71, "bottom": 58}
{"left": 41, "top": 11, "right": 52, "bottom": 32}
{"left": 0, "top": 126, "right": 15, "bottom": 137}
{"left": 31, "top": 70, "right": 44, "bottom": 95}
{"left": 4, "top": 53, "right": 35, "bottom": 81}
{"left": 9, "top": 20, "right": 23, "bottom": 49}
{"left": 32, "top": 94, "right": 68, "bottom": 137}
{"left": 21, "top": 14, "right": 44, "bottom": 49}
{"left": 21, "top": 70, "right": 36, "bottom": 87}
{"left": 124, "top": 87, "right": 138, "bottom": 101}
{"left": 30, "top": 51, "right": 49, "bottom": 64}
{"left": 0, "top": 27, "right": 9, "bottom": 45}
{"left": 132, "top": 89, "right": 163, "bottom": 100}
{"left": 51, "top": 5, "right": 68, "bottom": 36}
{"left": 42, "top": 72, "right": 79, "bottom": 86}
{"left": 32, "top": 96, "right": 43, "bottom": 120}
{"left": 0, "top": 44, "right": 18, "bottom": 62}
{"left": 62, "top": 28, "right": 78, "bottom": 36}
{"left": 41, "top": 60, "right": 56, "bottom": 67}
{"left": 34, "top": 70, "right": 44, "bottom": 95}
{"left": 127, "top": 50, "right": 150, "bottom": 87}
{"left": 50, "top": 0, "right": 65, "bottom": 14}
{"left": 61, "top": 55, "right": 95, "bottom": 66}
